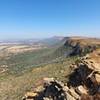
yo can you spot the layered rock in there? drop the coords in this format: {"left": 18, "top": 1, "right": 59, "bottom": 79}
{"left": 64, "top": 37, "right": 100, "bottom": 56}
{"left": 23, "top": 78, "right": 77, "bottom": 100}
{"left": 68, "top": 50, "right": 100, "bottom": 99}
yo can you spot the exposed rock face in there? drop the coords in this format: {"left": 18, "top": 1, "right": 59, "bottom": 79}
{"left": 68, "top": 50, "right": 100, "bottom": 99}
{"left": 23, "top": 78, "right": 77, "bottom": 100}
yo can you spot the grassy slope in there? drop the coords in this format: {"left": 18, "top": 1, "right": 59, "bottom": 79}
{"left": 0, "top": 57, "right": 78, "bottom": 100}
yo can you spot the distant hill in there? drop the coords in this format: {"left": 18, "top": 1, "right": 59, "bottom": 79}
{"left": 39, "top": 36, "right": 65, "bottom": 46}
{"left": 0, "top": 36, "right": 65, "bottom": 46}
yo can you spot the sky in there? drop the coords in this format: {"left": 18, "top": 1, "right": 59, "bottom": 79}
{"left": 0, "top": 0, "right": 100, "bottom": 39}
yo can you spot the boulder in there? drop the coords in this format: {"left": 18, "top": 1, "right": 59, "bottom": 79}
{"left": 76, "top": 85, "right": 87, "bottom": 95}
{"left": 23, "top": 92, "right": 38, "bottom": 100}
{"left": 67, "top": 88, "right": 80, "bottom": 99}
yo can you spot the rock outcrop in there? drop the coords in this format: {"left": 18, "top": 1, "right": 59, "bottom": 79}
{"left": 23, "top": 78, "right": 79, "bottom": 100}
{"left": 68, "top": 49, "right": 100, "bottom": 99}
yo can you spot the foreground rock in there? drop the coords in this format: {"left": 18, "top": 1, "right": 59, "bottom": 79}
{"left": 68, "top": 49, "right": 100, "bottom": 99}
{"left": 23, "top": 78, "right": 78, "bottom": 100}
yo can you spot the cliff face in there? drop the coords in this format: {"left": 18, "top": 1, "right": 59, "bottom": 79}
{"left": 64, "top": 37, "right": 100, "bottom": 56}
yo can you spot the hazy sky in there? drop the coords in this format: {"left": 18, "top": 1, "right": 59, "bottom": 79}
{"left": 0, "top": 0, "right": 100, "bottom": 39}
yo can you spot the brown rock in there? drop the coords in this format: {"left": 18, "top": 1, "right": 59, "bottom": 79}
{"left": 95, "top": 74, "right": 100, "bottom": 83}
{"left": 76, "top": 85, "right": 87, "bottom": 95}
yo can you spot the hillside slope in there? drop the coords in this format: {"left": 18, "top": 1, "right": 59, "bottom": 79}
{"left": 22, "top": 37, "right": 100, "bottom": 100}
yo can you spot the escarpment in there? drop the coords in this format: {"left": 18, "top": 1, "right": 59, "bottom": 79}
{"left": 64, "top": 37, "right": 100, "bottom": 56}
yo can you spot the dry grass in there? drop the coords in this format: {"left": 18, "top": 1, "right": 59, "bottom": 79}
{"left": 69, "top": 37, "right": 100, "bottom": 46}
{"left": 0, "top": 57, "right": 76, "bottom": 100}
